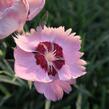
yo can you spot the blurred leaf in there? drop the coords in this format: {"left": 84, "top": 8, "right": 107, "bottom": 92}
{"left": 0, "top": 75, "right": 23, "bottom": 86}
{"left": 74, "top": 85, "right": 92, "bottom": 97}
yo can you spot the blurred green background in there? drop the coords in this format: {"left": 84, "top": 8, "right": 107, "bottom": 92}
{"left": 0, "top": 0, "right": 109, "bottom": 109}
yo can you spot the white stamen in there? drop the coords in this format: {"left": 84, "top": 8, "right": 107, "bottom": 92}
{"left": 55, "top": 57, "right": 64, "bottom": 61}
{"left": 51, "top": 42, "right": 55, "bottom": 52}
{"left": 40, "top": 42, "right": 48, "bottom": 52}
{"left": 35, "top": 51, "right": 44, "bottom": 56}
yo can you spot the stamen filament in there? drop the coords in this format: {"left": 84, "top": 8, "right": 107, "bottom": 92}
{"left": 40, "top": 42, "right": 48, "bottom": 52}
{"left": 55, "top": 57, "right": 64, "bottom": 61}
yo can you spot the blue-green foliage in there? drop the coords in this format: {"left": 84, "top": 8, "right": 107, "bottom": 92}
{"left": 0, "top": 0, "right": 109, "bottom": 109}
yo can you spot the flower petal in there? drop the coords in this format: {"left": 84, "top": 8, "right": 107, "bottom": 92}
{"left": 14, "top": 47, "right": 52, "bottom": 82}
{"left": 0, "top": 16, "right": 19, "bottom": 39}
{"left": 14, "top": 29, "right": 54, "bottom": 52}
{"left": 0, "top": 0, "right": 13, "bottom": 12}
{"left": 37, "top": 26, "right": 81, "bottom": 53}
{"left": 27, "top": 0, "right": 45, "bottom": 20}
{"left": 58, "top": 80, "right": 75, "bottom": 93}
{"left": 13, "top": 34, "right": 37, "bottom": 52}
{"left": 70, "top": 64, "right": 86, "bottom": 78}
{"left": 58, "top": 65, "right": 72, "bottom": 80}
{"left": 0, "top": 0, "right": 28, "bottom": 39}
{"left": 34, "top": 79, "right": 75, "bottom": 101}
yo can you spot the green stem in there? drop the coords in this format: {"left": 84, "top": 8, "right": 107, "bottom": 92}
{"left": 45, "top": 99, "right": 51, "bottom": 109}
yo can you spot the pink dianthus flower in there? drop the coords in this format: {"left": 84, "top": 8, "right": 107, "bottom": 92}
{"left": 14, "top": 26, "right": 86, "bottom": 101}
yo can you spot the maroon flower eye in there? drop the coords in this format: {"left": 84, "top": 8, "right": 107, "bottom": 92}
{"left": 35, "top": 41, "right": 65, "bottom": 76}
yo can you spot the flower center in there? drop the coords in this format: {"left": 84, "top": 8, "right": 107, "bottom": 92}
{"left": 34, "top": 41, "right": 65, "bottom": 76}
{"left": 45, "top": 51, "right": 56, "bottom": 62}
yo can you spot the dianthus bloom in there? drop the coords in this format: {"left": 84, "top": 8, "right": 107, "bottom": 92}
{"left": 14, "top": 26, "right": 86, "bottom": 101}
{"left": 27, "top": 0, "right": 45, "bottom": 21}
{"left": 0, "top": 0, "right": 45, "bottom": 39}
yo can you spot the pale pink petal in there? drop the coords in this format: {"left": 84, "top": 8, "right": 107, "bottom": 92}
{"left": 14, "top": 47, "right": 52, "bottom": 82}
{"left": 70, "top": 64, "right": 86, "bottom": 78}
{"left": 35, "top": 82, "right": 63, "bottom": 101}
{"left": 44, "top": 84, "right": 63, "bottom": 101}
{"left": 13, "top": 34, "right": 37, "bottom": 52}
{"left": 34, "top": 82, "right": 63, "bottom": 101}
{"left": 64, "top": 53, "right": 86, "bottom": 78}
{"left": 58, "top": 80, "right": 75, "bottom": 93}
{"left": 58, "top": 65, "right": 72, "bottom": 80}
{"left": 0, "top": 0, "right": 28, "bottom": 39}
{"left": 34, "top": 79, "right": 75, "bottom": 101}
{"left": 38, "top": 26, "right": 81, "bottom": 53}
{"left": 13, "top": 31, "right": 42, "bottom": 52}
{"left": 0, "top": 17, "right": 19, "bottom": 39}
{"left": 14, "top": 29, "right": 54, "bottom": 52}
{"left": 0, "top": 0, "right": 13, "bottom": 12}
{"left": 27, "top": 0, "right": 45, "bottom": 20}
{"left": 63, "top": 50, "right": 86, "bottom": 78}
{"left": 35, "top": 81, "right": 63, "bottom": 101}
{"left": 54, "top": 35, "right": 81, "bottom": 53}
